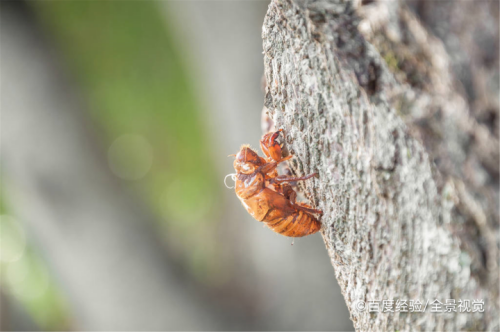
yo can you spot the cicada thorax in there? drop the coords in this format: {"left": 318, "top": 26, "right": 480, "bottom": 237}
{"left": 234, "top": 172, "right": 264, "bottom": 199}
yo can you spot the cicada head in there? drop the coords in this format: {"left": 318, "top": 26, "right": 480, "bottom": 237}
{"left": 232, "top": 145, "right": 264, "bottom": 174}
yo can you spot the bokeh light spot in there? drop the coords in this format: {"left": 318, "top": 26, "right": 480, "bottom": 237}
{"left": 107, "top": 134, "right": 153, "bottom": 180}
{"left": 8, "top": 257, "right": 49, "bottom": 301}
{"left": 5, "top": 257, "right": 30, "bottom": 287}
{"left": 0, "top": 215, "right": 26, "bottom": 263}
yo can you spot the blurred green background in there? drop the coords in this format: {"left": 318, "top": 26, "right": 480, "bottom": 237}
{"left": 32, "top": 0, "right": 222, "bottom": 280}
{"left": 3, "top": 2, "right": 220, "bottom": 329}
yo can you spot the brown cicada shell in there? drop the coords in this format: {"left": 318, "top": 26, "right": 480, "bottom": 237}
{"left": 230, "top": 129, "right": 322, "bottom": 237}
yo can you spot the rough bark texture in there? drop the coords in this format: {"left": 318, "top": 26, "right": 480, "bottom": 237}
{"left": 262, "top": 0, "right": 499, "bottom": 330}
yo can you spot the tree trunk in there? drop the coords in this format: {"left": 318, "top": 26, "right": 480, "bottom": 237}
{"left": 262, "top": 0, "right": 499, "bottom": 330}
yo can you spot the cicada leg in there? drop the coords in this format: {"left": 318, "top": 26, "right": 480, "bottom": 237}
{"left": 293, "top": 202, "right": 323, "bottom": 215}
{"left": 259, "top": 155, "right": 292, "bottom": 174}
{"left": 260, "top": 129, "right": 284, "bottom": 162}
{"left": 269, "top": 172, "right": 318, "bottom": 185}
{"left": 275, "top": 175, "right": 323, "bottom": 215}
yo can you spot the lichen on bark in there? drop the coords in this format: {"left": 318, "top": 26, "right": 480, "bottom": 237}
{"left": 262, "top": 0, "right": 499, "bottom": 330}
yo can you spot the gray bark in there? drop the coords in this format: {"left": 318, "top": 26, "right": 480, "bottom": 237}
{"left": 262, "top": 0, "right": 499, "bottom": 330}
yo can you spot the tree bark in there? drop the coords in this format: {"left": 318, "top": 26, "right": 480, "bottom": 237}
{"left": 262, "top": 0, "right": 499, "bottom": 330}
